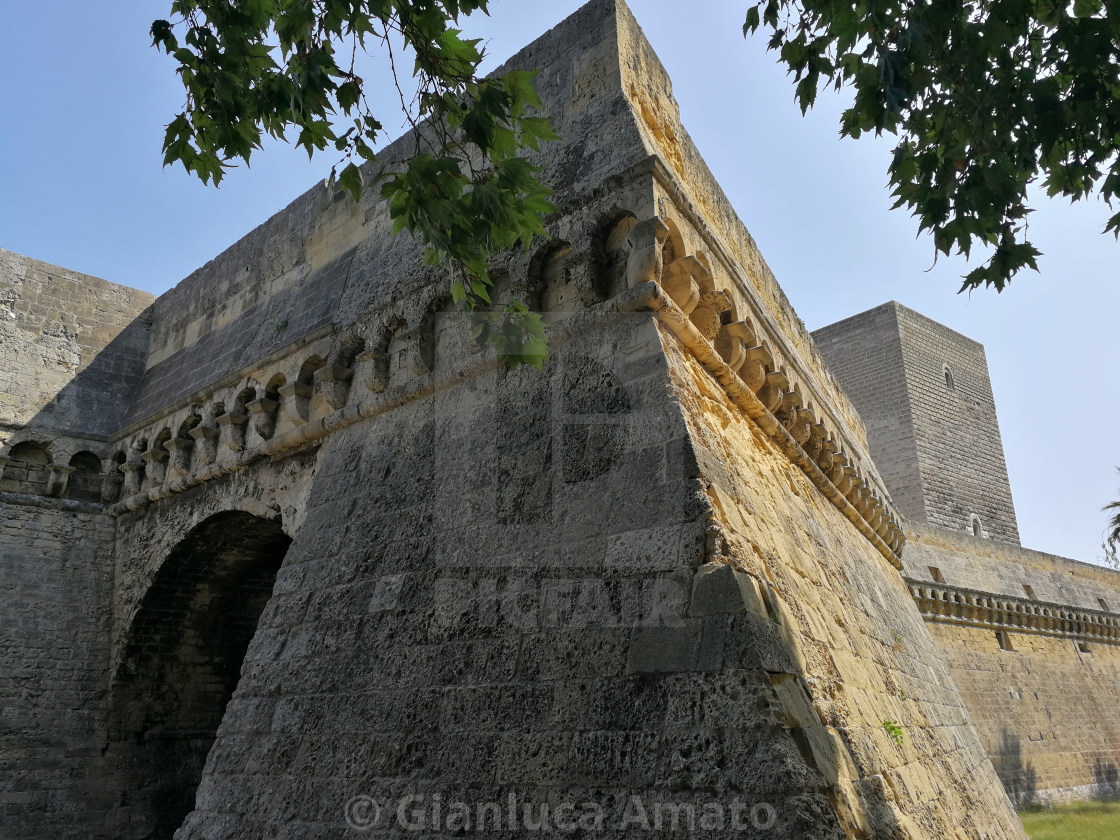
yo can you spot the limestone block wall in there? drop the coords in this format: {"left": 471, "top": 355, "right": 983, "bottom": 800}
{"left": 903, "top": 523, "right": 1120, "bottom": 803}
{"left": 166, "top": 307, "right": 1025, "bottom": 840}
{"left": 903, "top": 523, "right": 1120, "bottom": 611}
{"left": 661, "top": 331, "right": 1023, "bottom": 839}
{"left": 0, "top": 248, "right": 153, "bottom": 441}
{"left": 0, "top": 3, "right": 1044, "bottom": 838}
{"left": 810, "top": 303, "right": 925, "bottom": 523}
{"left": 0, "top": 499, "right": 115, "bottom": 839}
{"left": 814, "top": 302, "right": 1020, "bottom": 544}
{"left": 120, "top": 0, "right": 662, "bottom": 432}
{"left": 612, "top": 4, "right": 872, "bottom": 461}
{"left": 175, "top": 318, "right": 731, "bottom": 838}
{"left": 924, "top": 623, "right": 1120, "bottom": 806}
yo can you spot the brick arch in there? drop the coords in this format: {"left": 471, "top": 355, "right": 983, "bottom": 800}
{"left": 106, "top": 510, "right": 291, "bottom": 840}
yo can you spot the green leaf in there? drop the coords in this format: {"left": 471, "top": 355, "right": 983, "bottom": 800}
{"left": 744, "top": 6, "right": 761, "bottom": 35}
{"left": 338, "top": 162, "right": 363, "bottom": 200}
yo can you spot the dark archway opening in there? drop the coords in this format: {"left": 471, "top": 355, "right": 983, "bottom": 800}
{"left": 108, "top": 511, "right": 291, "bottom": 839}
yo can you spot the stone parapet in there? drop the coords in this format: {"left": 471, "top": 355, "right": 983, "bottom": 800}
{"left": 908, "top": 579, "right": 1120, "bottom": 645}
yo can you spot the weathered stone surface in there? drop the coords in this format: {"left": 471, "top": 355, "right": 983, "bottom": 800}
{"left": 902, "top": 522, "right": 1120, "bottom": 805}
{"left": 5, "top": 1, "right": 1105, "bottom": 839}
{"left": 813, "top": 301, "right": 1021, "bottom": 544}
{"left": 0, "top": 248, "right": 152, "bottom": 451}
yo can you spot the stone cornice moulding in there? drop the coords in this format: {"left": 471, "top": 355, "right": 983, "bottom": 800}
{"left": 112, "top": 323, "right": 336, "bottom": 441}
{"left": 101, "top": 279, "right": 902, "bottom": 569}
{"left": 907, "top": 578, "right": 1120, "bottom": 645}
{"left": 636, "top": 155, "right": 890, "bottom": 508}
{"left": 629, "top": 279, "right": 903, "bottom": 568}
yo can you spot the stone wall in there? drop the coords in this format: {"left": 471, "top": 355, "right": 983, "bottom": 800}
{"left": 925, "top": 623, "right": 1120, "bottom": 806}
{"left": 0, "top": 499, "right": 115, "bottom": 839}
{"left": 810, "top": 303, "right": 926, "bottom": 524}
{"left": 0, "top": 2, "right": 1046, "bottom": 838}
{"left": 663, "top": 332, "right": 1023, "bottom": 838}
{"left": 903, "top": 523, "right": 1120, "bottom": 804}
{"left": 814, "top": 302, "right": 1021, "bottom": 545}
{"left": 170, "top": 307, "right": 1024, "bottom": 839}
{"left": 0, "top": 248, "right": 153, "bottom": 441}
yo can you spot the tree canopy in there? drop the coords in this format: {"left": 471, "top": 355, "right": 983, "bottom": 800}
{"left": 152, "top": 1, "right": 1120, "bottom": 323}
{"left": 151, "top": 0, "right": 556, "bottom": 365}
{"left": 1104, "top": 473, "right": 1120, "bottom": 565}
{"left": 744, "top": 0, "right": 1120, "bottom": 291}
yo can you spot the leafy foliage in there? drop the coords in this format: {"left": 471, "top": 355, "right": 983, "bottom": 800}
{"left": 1102, "top": 468, "right": 1120, "bottom": 567}
{"left": 881, "top": 719, "right": 905, "bottom": 746}
{"left": 152, "top": 0, "right": 558, "bottom": 366}
{"left": 744, "top": 0, "right": 1120, "bottom": 291}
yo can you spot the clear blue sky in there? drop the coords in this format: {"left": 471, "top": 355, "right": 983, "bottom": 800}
{"left": 1, "top": 1, "right": 1116, "bottom": 565}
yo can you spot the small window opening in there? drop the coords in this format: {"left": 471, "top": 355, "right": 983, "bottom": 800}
{"left": 970, "top": 515, "right": 984, "bottom": 538}
{"left": 996, "top": 630, "right": 1014, "bottom": 651}
{"left": 1078, "top": 642, "right": 1092, "bottom": 654}
{"left": 1099, "top": 598, "right": 1109, "bottom": 612}
{"left": 944, "top": 364, "right": 955, "bottom": 390}
{"left": 929, "top": 566, "right": 945, "bottom": 583}
{"left": 1023, "top": 585, "right": 1036, "bottom": 600}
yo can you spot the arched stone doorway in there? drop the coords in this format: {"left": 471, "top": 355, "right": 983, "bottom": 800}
{"left": 107, "top": 511, "right": 291, "bottom": 839}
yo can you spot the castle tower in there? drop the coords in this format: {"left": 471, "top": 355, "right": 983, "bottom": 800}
{"left": 813, "top": 301, "right": 1021, "bottom": 544}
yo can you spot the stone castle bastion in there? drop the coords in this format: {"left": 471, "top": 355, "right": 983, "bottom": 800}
{"left": 2, "top": 1, "right": 1118, "bottom": 838}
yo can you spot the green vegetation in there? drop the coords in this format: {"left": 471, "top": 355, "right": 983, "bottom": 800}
{"left": 152, "top": 0, "right": 555, "bottom": 366}
{"left": 881, "top": 720, "right": 904, "bottom": 747}
{"left": 744, "top": 0, "right": 1120, "bottom": 292}
{"left": 1020, "top": 799, "right": 1120, "bottom": 840}
{"left": 1103, "top": 469, "right": 1120, "bottom": 566}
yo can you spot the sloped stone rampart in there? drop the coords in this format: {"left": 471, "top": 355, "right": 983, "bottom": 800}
{"left": 0, "top": 2, "right": 1046, "bottom": 839}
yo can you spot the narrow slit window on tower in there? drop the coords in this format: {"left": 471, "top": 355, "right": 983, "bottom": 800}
{"left": 1099, "top": 598, "right": 1109, "bottom": 612}
{"left": 1022, "top": 585, "right": 1036, "bottom": 600}
{"left": 929, "top": 566, "right": 945, "bottom": 583}
{"left": 1078, "top": 641, "right": 1092, "bottom": 654}
{"left": 943, "top": 364, "right": 955, "bottom": 390}
{"left": 970, "top": 514, "right": 984, "bottom": 538}
{"left": 996, "top": 630, "right": 1014, "bottom": 651}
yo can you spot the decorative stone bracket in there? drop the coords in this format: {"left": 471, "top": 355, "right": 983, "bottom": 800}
{"left": 140, "top": 448, "right": 168, "bottom": 486}
{"left": 909, "top": 579, "right": 1120, "bottom": 645}
{"left": 189, "top": 424, "right": 220, "bottom": 465}
{"left": 45, "top": 465, "right": 75, "bottom": 498}
{"left": 312, "top": 364, "right": 354, "bottom": 413}
{"left": 625, "top": 216, "right": 670, "bottom": 288}
{"left": 216, "top": 412, "right": 249, "bottom": 453}
{"left": 619, "top": 214, "right": 904, "bottom": 565}
{"left": 357, "top": 349, "right": 390, "bottom": 394}
{"left": 164, "top": 438, "right": 194, "bottom": 478}
{"left": 121, "top": 460, "right": 144, "bottom": 497}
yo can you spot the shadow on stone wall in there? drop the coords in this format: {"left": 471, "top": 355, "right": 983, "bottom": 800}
{"left": 104, "top": 510, "right": 291, "bottom": 839}
{"left": 3, "top": 302, "right": 154, "bottom": 443}
{"left": 1091, "top": 757, "right": 1120, "bottom": 799}
{"left": 997, "top": 730, "right": 1038, "bottom": 807}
